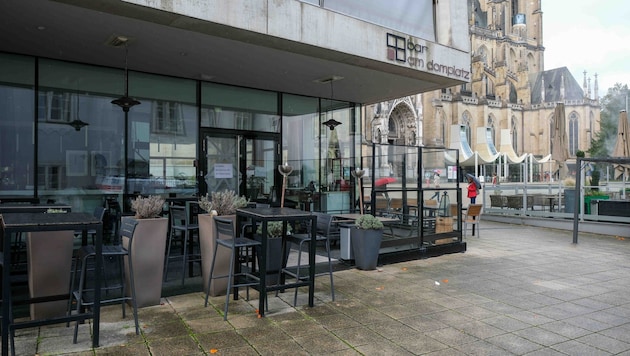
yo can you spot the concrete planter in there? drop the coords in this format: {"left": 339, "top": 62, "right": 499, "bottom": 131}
{"left": 198, "top": 213, "right": 234, "bottom": 296}
{"left": 122, "top": 216, "right": 168, "bottom": 308}
{"left": 350, "top": 228, "right": 383, "bottom": 270}
{"left": 26, "top": 230, "right": 74, "bottom": 319}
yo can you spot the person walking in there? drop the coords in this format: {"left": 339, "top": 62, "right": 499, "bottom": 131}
{"left": 467, "top": 176, "right": 478, "bottom": 204}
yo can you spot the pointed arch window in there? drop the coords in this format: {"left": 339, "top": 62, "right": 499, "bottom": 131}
{"left": 488, "top": 115, "right": 496, "bottom": 146}
{"left": 511, "top": 116, "right": 518, "bottom": 152}
{"left": 569, "top": 112, "right": 579, "bottom": 156}
{"left": 463, "top": 112, "right": 472, "bottom": 145}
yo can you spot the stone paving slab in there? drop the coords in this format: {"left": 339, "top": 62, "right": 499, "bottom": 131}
{"left": 6, "top": 221, "right": 630, "bottom": 355}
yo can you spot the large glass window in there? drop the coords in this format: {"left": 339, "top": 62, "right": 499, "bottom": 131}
{"left": 37, "top": 59, "right": 124, "bottom": 212}
{"left": 282, "top": 94, "right": 358, "bottom": 212}
{"left": 200, "top": 83, "right": 278, "bottom": 132}
{"left": 126, "top": 72, "right": 198, "bottom": 205}
{"left": 0, "top": 53, "right": 35, "bottom": 198}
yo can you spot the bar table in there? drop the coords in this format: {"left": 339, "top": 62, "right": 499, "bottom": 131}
{"left": 235, "top": 207, "right": 316, "bottom": 316}
{"left": 0, "top": 212, "right": 102, "bottom": 356}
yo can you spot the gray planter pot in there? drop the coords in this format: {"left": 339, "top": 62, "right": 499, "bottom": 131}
{"left": 122, "top": 216, "right": 168, "bottom": 308}
{"left": 254, "top": 235, "right": 289, "bottom": 285}
{"left": 27, "top": 230, "right": 74, "bottom": 319}
{"left": 351, "top": 228, "right": 383, "bottom": 270}
{"left": 198, "top": 213, "right": 234, "bottom": 297}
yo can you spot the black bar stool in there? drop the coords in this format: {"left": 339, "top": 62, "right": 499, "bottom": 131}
{"left": 204, "top": 216, "right": 261, "bottom": 320}
{"left": 68, "top": 219, "right": 139, "bottom": 343}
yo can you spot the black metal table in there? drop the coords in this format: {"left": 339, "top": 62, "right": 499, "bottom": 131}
{"left": 0, "top": 204, "right": 71, "bottom": 214}
{"left": 235, "top": 207, "right": 316, "bottom": 316}
{"left": 1, "top": 212, "right": 102, "bottom": 356}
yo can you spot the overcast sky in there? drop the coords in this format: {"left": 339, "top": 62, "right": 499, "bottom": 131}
{"left": 542, "top": 1, "right": 630, "bottom": 97}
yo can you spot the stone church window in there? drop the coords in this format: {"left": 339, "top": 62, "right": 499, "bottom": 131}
{"left": 569, "top": 112, "right": 579, "bottom": 156}
{"left": 511, "top": 116, "right": 518, "bottom": 152}
{"left": 463, "top": 112, "right": 472, "bottom": 145}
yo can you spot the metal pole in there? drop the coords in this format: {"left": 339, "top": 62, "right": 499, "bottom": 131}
{"left": 572, "top": 157, "right": 582, "bottom": 244}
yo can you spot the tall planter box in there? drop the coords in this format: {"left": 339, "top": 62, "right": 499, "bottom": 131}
{"left": 563, "top": 189, "right": 576, "bottom": 213}
{"left": 122, "top": 216, "right": 168, "bottom": 308}
{"left": 27, "top": 230, "right": 74, "bottom": 319}
{"left": 350, "top": 228, "right": 383, "bottom": 270}
{"left": 198, "top": 214, "right": 234, "bottom": 297}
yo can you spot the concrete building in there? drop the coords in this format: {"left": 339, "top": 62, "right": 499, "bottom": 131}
{"left": 0, "top": 0, "right": 470, "bottom": 213}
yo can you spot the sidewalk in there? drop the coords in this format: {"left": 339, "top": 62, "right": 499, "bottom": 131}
{"left": 10, "top": 221, "right": 630, "bottom": 355}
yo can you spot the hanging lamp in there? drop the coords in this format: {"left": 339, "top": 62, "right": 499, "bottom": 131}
{"left": 111, "top": 37, "right": 141, "bottom": 112}
{"left": 321, "top": 77, "right": 343, "bottom": 131}
{"left": 68, "top": 92, "right": 89, "bottom": 131}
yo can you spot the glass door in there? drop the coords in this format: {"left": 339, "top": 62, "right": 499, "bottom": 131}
{"left": 201, "top": 131, "right": 279, "bottom": 202}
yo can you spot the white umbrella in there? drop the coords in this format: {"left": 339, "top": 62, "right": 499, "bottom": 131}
{"left": 550, "top": 103, "right": 569, "bottom": 180}
{"left": 612, "top": 110, "right": 630, "bottom": 179}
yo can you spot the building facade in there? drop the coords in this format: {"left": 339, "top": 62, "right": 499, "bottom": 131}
{"left": 368, "top": 0, "right": 601, "bottom": 182}
{"left": 0, "top": 0, "right": 470, "bottom": 214}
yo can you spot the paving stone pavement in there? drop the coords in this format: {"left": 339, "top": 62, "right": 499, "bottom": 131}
{"left": 8, "top": 221, "right": 630, "bottom": 355}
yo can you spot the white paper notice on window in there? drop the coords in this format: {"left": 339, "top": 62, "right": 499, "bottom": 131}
{"left": 214, "top": 163, "right": 233, "bottom": 179}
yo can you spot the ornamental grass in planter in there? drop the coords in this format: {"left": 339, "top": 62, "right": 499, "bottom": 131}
{"left": 123, "top": 195, "right": 168, "bottom": 307}
{"left": 351, "top": 215, "right": 384, "bottom": 270}
{"left": 198, "top": 190, "right": 249, "bottom": 296}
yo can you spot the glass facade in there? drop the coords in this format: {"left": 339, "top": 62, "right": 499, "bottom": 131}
{"left": 0, "top": 53, "right": 360, "bottom": 214}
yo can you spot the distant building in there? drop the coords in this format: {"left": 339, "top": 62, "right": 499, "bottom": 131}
{"left": 367, "top": 0, "right": 600, "bottom": 182}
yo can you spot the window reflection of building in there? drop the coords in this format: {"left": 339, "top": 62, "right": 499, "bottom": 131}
{"left": 39, "top": 91, "right": 72, "bottom": 123}
{"left": 152, "top": 101, "right": 185, "bottom": 135}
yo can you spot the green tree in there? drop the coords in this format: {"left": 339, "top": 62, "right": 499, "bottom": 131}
{"left": 588, "top": 83, "right": 629, "bottom": 157}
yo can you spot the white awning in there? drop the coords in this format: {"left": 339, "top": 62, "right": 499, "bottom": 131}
{"left": 499, "top": 129, "right": 528, "bottom": 163}
{"left": 475, "top": 127, "right": 501, "bottom": 163}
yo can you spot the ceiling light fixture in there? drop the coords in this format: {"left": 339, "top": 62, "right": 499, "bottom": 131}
{"left": 68, "top": 91, "right": 89, "bottom": 131}
{"left": 319, "top": 76, "right": 344, "bottom": 131}
{"left": 111, "top": 36, "right": 141, "bottom": 112}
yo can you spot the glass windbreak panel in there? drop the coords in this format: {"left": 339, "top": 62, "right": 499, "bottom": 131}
{"left": 282, "top": 94, "right": 357, "bottom": 213}
{"left": 361, "top": 144, "right": 462, "bottom": 248}
{"left": 200, "top": 82, "right": 279, "bottom": 132}
{"left": 127, "top": 72, "right": 198, "bottom": 205}
{"left": 0, "top": 53, "right": 35, "bottom": 198}
{"left": 282, "top": 95, "right": 318, "bottom": 186}
{"left": 37, "top": 59, "right": 124, "bottom": 213}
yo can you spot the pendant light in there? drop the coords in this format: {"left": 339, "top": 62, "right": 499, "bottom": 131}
{"left": 320, "top": 76, "right": 343, "bottom": 131}
{"left": 68, "top": 92, "right": 89, "bottom": 131}
{"left": 111, "top": 36, "right": 141, "bottom": 112}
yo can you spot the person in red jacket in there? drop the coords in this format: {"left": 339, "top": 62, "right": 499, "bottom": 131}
{"left": 467, "top": 176, "right": 478, "bottom": 204}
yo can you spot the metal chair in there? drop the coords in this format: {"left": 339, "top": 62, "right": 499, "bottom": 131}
{"left": 164, "top": 201, "right": 201, "bottom": 285}
{"left": 204, "top": 216, "right": 261, "bottom": 320}
{"left": 463, "top": 204, "right": 482, "bottom": 238}
{"left": 282, "top": 212, "right": 336, "bottom": 306}
{"left": 68, "top": 218, "right": 139, "bottom": 343}
{"left": 75, "top": 206, "right": 106, "bottom": 245}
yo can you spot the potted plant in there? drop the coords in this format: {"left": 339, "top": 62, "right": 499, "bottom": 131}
{"left": 198, "top": 190, "right": 249, "bottom": 296}
{"left": 351, "top": 214, "right": 384, "bottom": 270}
{"left": 247, "top": 175, "right": 266, "bottom": 200}
{"left": 122, "top": 195, "right": 168, "bottom": 307}
{"left": 255, "top": 221, "right": 292, "bottom": 285}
